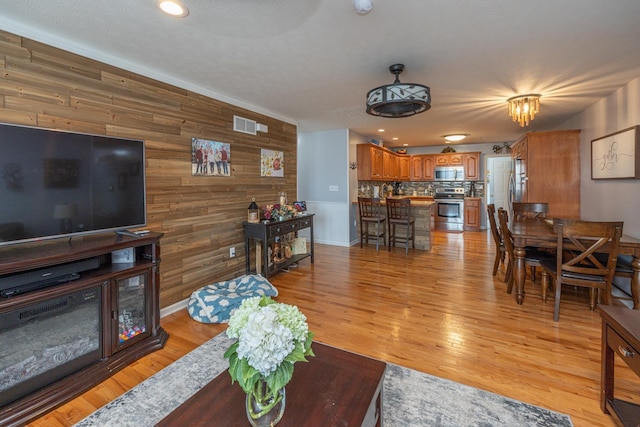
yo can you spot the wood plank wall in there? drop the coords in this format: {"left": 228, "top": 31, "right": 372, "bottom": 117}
{"left": 0, "top": 30, "right": 298, "bottom": 307}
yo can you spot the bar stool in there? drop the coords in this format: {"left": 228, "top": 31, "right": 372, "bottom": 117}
{"left": 386, "top": 198, "right": 415, "bottom": 254}
{"left": 357, "top": 197, "right": 386, "bottom": 250}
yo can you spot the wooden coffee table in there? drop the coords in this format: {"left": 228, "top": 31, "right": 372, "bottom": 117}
{"left": 157, "top": 342, "right": 386, "bottom": 427}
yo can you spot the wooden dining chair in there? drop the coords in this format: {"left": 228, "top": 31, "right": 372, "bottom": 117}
{"left": 357, "top": 197, "right": 386, "bottom": 250}
{"left": 512, "top": 202, "right": 549, "bottom": 220}
{"left": 540, "top": 219, "right": 623, "bottom": 322}
{"left": 386, "top": 198, "right": 415, "bottom": 254}
{"left": 487, "top": 204, "right": 505, "bottom": 276}
{"left": 595, "top": 253, "right": 637, "bottom": 308}
{"left": 498, "top": 208, "right": 554, "bottom": 294}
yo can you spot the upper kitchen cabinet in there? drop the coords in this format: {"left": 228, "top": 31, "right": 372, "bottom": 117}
{"left": 398, "top": 155, "right": 411, "bottom": 180}
{"left": 511, "top": 130, "right": 580, "bottom": 218}
{"left": 435, "top": 153, "right": 464, "bottom": 166}
{"left": 357, "top": 144, "right": 409, "bottom": 181}
{"left": 382, "top": 150, "right": 398, "bottom": 180}
{"left": 357, "top": 144, "right": 384, "bottom": 180}
{"left": 463, "top": 152, "right": 481, "bottom": 180}
{"left": 410, "top": 154, "right": 435, "bottom": 181}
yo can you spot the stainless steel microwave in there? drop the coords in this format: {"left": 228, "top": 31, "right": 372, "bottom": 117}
{"left": 434, "top": 165, "right": 464, "bottom": 181}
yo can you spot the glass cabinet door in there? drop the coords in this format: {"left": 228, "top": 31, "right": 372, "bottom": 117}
{"left": 114, "top": 271, "right": 150, "bottom": 351}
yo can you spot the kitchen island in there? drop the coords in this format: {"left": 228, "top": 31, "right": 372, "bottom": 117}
{"left": 356, "top": 197, "right": 435, "bottom": 250}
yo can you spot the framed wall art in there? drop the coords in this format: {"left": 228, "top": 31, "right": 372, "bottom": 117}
{"left": 591, "top": 125, "right": 639, "bottom": 180}
{"left": 192, "top": 138, "right": 231, "bottom": 176}
{"left": 260, "top": 149, "right": 284, "bottom": 177}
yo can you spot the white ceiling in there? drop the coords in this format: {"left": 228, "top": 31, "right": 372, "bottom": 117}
{"left": 1, "top": 0, "right": 640, "bottom": 148}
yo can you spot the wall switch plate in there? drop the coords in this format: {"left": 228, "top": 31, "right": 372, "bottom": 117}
{"left": 229, "top": 247, "right": 236, "bottom": 258}
{"left": 329, "top": 185, "right": 339, "bottom": 191}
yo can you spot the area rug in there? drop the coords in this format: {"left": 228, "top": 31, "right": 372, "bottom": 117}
{"left": 74, "top": 333, "right": 573, "bottom": 427}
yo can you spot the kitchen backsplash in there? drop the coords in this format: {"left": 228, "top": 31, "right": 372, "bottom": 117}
{"left": 357, "top": 181, "right": 484, "bottom": 198}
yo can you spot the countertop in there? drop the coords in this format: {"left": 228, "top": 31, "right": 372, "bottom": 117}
{"left": 353, "top": 197, "right": 435, "bottom": 206}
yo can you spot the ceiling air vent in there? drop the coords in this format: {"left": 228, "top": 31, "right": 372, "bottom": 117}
{"left": 234, "top": 115, "right": 257, "bottom": 135}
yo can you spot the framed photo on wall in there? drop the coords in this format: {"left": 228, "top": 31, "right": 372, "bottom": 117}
{"left": 591, "top": 125, "right": 639, "bottom": 180}
{"left": 192, "top": 138, "right": 231, "bottom": 176}
{"left": 260, "top": 149, "right": 284, "bottom": 177}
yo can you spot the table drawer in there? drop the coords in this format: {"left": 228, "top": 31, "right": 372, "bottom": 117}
{"left": 268, "top": 220, "right": 299, "bottom": 237}
{"left": 298, "top": 217, "right": 312, "bottom": 228}
{"left": 608, "top": 326, "right": 640, "bottom": 375}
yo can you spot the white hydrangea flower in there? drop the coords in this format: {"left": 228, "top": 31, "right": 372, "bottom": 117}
{"left": 226, "top": 296, "right": 262, "bottom": 339}
{"left": 236, "top": 306, "right": 294, "bottom": 376}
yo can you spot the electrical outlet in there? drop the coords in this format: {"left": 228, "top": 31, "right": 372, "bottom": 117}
{"left": 229, "top": 247, "right": 236, "bottom": 258}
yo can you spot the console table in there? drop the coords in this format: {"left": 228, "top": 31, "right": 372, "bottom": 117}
{"left": 599, "top": 305, "right": 640, "bottom": 426}
{"left": 157, "top": 341, "right": 386, "bottom": 426}
{"left": 243, "top": 215, "right": 314, "bottom": 278}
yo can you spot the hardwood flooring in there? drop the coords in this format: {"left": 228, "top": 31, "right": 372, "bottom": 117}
{"left": 27, "top": 230, "right": 637, "bottom": 427}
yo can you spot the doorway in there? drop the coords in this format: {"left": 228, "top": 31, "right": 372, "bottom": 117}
{"left": 485, "top": 155, "right": 512, "bottom": 223}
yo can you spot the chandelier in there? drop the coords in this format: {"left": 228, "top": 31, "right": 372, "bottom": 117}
{"left": 366, "top": 64, "right": 431, "bottom": 118}
{"left": 508, "top": 94, "right": 540, "bottom": 127}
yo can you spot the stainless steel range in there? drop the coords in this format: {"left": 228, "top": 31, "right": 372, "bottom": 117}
{"left": 434, "top": 187, "right": 465, "bottom": 232}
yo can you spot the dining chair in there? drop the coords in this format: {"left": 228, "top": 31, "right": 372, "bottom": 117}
{"left": 512, "top": 202, "right": 549, "bottom": 220}
{"left": 540, "top": 219, "right": 623, "bottom": 322}
{"left": 498, "top": 208, "right": 554, "bottom": 294}
{"left": 487, "top": 204, "right": 505, "bottom": 276}
{"left": 594, "top": 253, "right": 636, "bottom": 308}
{"left": 357, "top": 197, "right": 386, "bottom": 250}
{"left": 386, "top": 198, "right": 415, "bottom": 254}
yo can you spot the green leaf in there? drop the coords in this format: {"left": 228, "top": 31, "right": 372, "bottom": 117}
{"left": 223, "top": 341, "right": 239, "bottom": 359}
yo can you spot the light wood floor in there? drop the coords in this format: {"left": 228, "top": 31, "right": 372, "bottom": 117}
{"left": 28, "top": 230, "right": 637, "bottom": 427}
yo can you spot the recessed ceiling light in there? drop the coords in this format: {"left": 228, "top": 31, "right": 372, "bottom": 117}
{"left": 443, "top": 134, "right": 467, "bottom": 142}
{"left": 378, "top": 129, "right": 385, "bottom": 132}
{"left": 392, "top": 137, "right": 399, "bottom": 141}
{"left": 403, "top": 144, "right": 408, "bottom": 146}
{"left": 157, "top": 0, "right": 189, "bottom": 17}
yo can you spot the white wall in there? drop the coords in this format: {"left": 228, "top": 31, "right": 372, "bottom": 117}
{"left": 560, "top": 76, "right": 640, "bottom": 238}
{"left": 298, "top": 129, "right": 352, "bottom": 246}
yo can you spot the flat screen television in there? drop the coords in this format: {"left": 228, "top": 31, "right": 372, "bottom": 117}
{"left": 0, "top": 123, "right": 146, "bottom": 247}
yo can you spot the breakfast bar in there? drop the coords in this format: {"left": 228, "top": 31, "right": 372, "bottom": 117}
{"left": 356, "top": 197, "right": 435, "bottom": 251}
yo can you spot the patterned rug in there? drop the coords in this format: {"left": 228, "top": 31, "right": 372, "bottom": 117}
{"left": 75, "top": 333, "right": 573, "bottom": 427}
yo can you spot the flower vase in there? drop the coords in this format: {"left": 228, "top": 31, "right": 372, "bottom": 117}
{"left": 246, "top": 379, "right": 286, "bottom": 427}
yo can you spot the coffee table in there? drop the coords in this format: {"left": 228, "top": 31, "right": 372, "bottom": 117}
{"left": 156, "top": 342, "right": 386, "bottom": 426}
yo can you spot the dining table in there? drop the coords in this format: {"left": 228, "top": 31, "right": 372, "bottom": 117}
{"left": 509, "top": 217, "right": 640, "bottom": 309}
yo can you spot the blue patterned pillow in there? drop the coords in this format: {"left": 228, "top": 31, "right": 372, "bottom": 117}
{"left": 187, "top": 274, "right": 278, "bottom": 323}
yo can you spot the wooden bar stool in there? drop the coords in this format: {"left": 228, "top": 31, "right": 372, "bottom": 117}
{"left": 386, "top": 198, "right": 415, "bottom": 254}
{"left": 357, "top": 197, "right": 386, "bottom": 250}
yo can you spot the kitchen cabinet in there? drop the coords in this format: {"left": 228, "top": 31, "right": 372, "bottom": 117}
{"left": 435, "top": 153, "right": 464, "bottom": 166}
{"left": 357, "top": 144, "right": 409, "bottom": 181}
{"left": 357, "top": 144, "right": 384, "bottom": 180}
{"left": 383, "top": 150, "right": 398, "bottom": 180}
{"left": 398, "top": 155, "right": 410, "bottom": 180}
{"left": 464, "top": 197, "right": 481, "bottom": 231}
{"left": 463, "top": 152, "right": 481, "bottom": 180}
{"left": 410, "top": 154, "right": 435, "bottom": 181}
{"left": 511, "top": 130, "right": 580, "bottom": 218}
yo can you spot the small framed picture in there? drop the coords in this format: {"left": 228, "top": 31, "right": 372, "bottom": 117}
{"left": 293, "top": 201, "right": 307, "bottom": 212}
{"left": 261, "top": 149, "right": 284, "bottom": 177}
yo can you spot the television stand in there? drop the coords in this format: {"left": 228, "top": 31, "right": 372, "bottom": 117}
{"left": 0, "top": 232, "right": 168, "bottom": 427}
